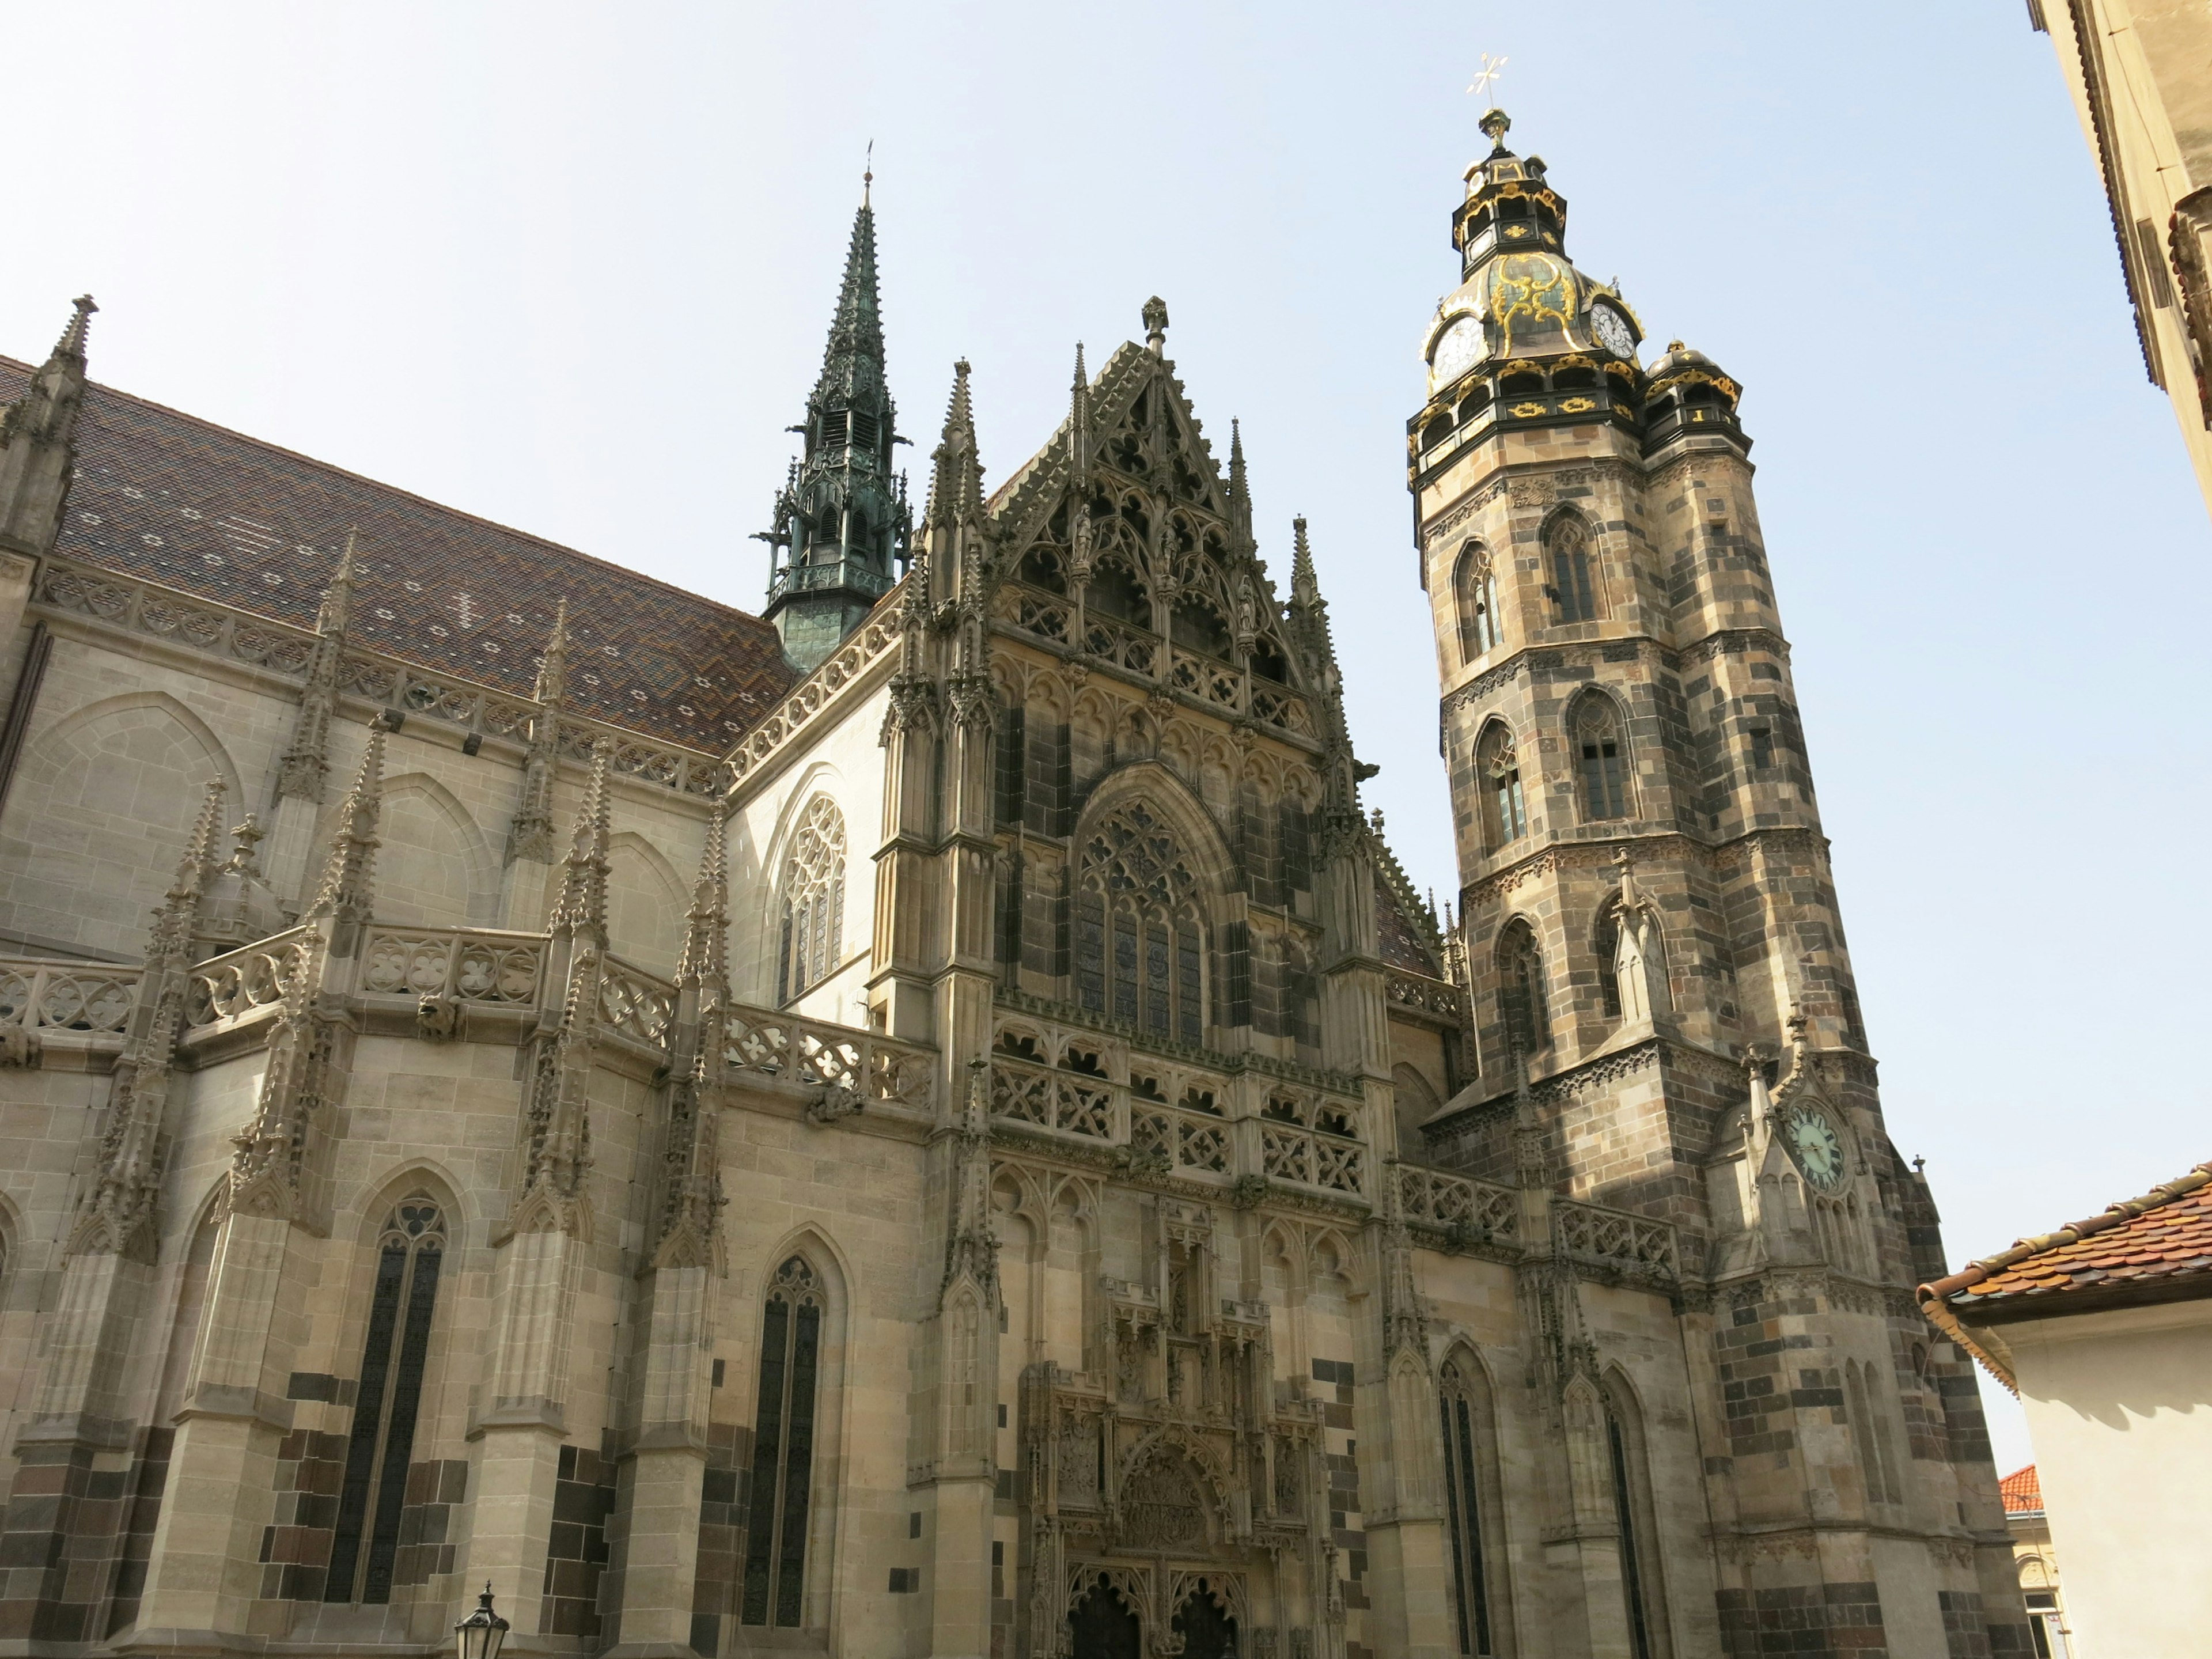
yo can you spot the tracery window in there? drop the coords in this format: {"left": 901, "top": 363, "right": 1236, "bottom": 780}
{"left": 1498, "top": 919, "right": 1550, "bottom": 1055}
{"left": 742, "top": 1257, "right": 824, "bottom": 1628}
{"left": 1440, "top": 1361, "right": 1499, "bottom": 1657}
{"left": 326, "top": 1196, "right": 445, "bottom": 1605}
{"left": 1453, "top": 544, "right": 1502, "bottom": 662}
{"left": 1475, "top": 724, "right": 1526, "bottom": 851}
{"left": 777, "top": 797, "right": 846, "bottom": 1004}
{"left": 1548, "top": 517, "right": 1599, "bottom": 624}
{"left": 1574, "top": 695, "right": 1630, "bottom": 821}
{"left": 1074, "top": 801, "right": 1206, "bottom": 1044}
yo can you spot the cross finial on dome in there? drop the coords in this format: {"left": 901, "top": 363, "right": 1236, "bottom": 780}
{"left": 1478, "top": 108, "right": 1512, "bottom": 154}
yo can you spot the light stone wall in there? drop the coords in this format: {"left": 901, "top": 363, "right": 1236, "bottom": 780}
{"left": 2006, "top": 1298, "right": 2212, "bottom": 1659}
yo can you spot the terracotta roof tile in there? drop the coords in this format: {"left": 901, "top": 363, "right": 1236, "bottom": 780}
{"left": 1999, "top": 1464, "right": 2040, "bottom": 1515}
{"left": 0, "top": 358, "right": 796, "bottom": 752}
{"left": 1929, "top": 1161, "right": 2212, "bottom": 1310}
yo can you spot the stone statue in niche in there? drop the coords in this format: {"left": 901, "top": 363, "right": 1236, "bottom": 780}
{"left": 1059, "top": 1415, "right": 1100, "bottom": 1503}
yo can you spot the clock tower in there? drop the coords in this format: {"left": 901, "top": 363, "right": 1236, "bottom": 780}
{"left": 1405, "top": 109, "right": 2030, "bottom": 1656}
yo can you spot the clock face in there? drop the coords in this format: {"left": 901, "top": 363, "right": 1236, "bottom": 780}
{"left": 1590, "top": 302, "right": 1637, "bottom": 360}
{"left": 1785, "top": 1107, "right": 1847, "bottom": 1192}
{"left": 1430, "top": 315, "right": 1485, "bottom": 388}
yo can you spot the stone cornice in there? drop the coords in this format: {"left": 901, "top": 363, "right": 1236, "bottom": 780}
{"left": 1438, "top": 627, "right": 1793, "bottom": 719}
{"left": 1463, "top": 827, "right": 1830, "bottom": 907}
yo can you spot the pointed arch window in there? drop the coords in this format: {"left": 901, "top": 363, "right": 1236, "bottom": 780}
{"left": 1498, "top": 919, "right": 1550, "bottom": 1055}
{"left": 743, "top": 1257, "right": 824, "bottom": 1628}
{"left": 777, "top": 797, "right": 847, "bottom": 1004}
{"left": 1573, "top": 695, "right": 1630, "bottom": 821}
{"left": 1593, "top": 899, "right": 1625, "bottom": 1022}
{"left": 1547, "top": 516, "right": 1600, "bottom": 624}
{"left": 1453, "top": 544, "right": 1502, "bottom": 662}
{"left": 1475, "top": 725, "right": 1527, "bottom": 851}
{"left": 1440, "top": 1360, "right": 1499, "bottom": 1657}
{"left": 1074, "top": 801, "right": 1206, "bottom": 1044}
{"left": 326, "top": 1196, "right": 445, "bottom": 1605}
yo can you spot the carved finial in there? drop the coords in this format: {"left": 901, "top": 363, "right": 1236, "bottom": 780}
{"left": 1785, "top": 1001, "right": 1809, "bottom": 1050}
{"left": 1368, "top": 806, "right": 1385, "bottom": 834}
{"left": 676, "top": 813, "right": 729, "bottom": 993}
{"left": 1142, "top": 296, "right": 1169, "bottom": 356}
{"left": 54, "top": 295, "right": 97, "bottom": 361}
{"left": 1071, "top": 340, "right": 1088, "bottom": 391}
{"left": 1912, "top": 1154, "right": 1927, "bottom": 1175}
{"left": 862, "top": 138, "right": 873, "bottom": 205}
{"left": 223, "top": 813, "right": 266, "bottom": 877}
{"left": 305, "top": 729, "right": 387, "bottom": 935}
{"left": 1290, "top": 516, "right": 1320, "bottom": 609}
{"left": 316, "top": 530, "right": 359, "bottom": 637}
{"left": 1614, "top": 846, "right": 1640, "bottom": 907}
{"left": 535, "top": 599, "right": 570, "bottom": 706}
{"left": 550, "top": 738, "right": 614, "bottom": 946}
{"left": 1478, "top": 107, "right": 1512, "bottom": 153}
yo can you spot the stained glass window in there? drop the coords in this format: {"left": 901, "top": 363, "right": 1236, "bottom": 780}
{"left": 326, "top": 1196, "right": 445, "bottom": 1605}
{"left": 1073, "top": 802, "right": 1207, "bottom": 1043}
{"left": 1439, "top": 1363, "right": 1495, "bottom": 1657}
{"left": 777, "top": 797, "right": 846, "bottom": 1005}
{"left": 742, "top": 1257, "right": 824, "bottom": 1629}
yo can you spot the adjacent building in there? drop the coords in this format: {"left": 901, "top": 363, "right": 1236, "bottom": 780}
{"left": 0, "top": 114, "right": 2027, "bottom": 1658}
{"left": 1922, "top": 1162, "right": 2212, "bottom": 1659}
{"left": 1997, "top": 1467, "right": 2075, "bottom": 1659}
{"left": 2028, "top": 0, "right": 2212, "bottom": 520}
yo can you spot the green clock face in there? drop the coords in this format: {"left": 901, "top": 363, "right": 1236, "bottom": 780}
{"left": 1785, "top": 1107, "right": 1847, "bottom": 1192}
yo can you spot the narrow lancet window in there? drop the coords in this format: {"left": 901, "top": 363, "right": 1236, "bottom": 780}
{"left": 327, "top": 1196, "right": 445, "bottom": 1605}
{"left": 1440, "top": 1363, "right": 1496, "bottom": 1656}
{"left": 1498, "top": 920, "right": 1550, "bottom": 1055}
{"left": 743, "top": 1257, "right": 824, "bottom": 1628}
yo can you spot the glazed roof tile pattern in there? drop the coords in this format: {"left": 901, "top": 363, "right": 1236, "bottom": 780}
{"left": 1927, "top": 1161, "right": 2212, "bottom": 1310}
{"left": 1999, "top": 1465, "right": 2041, "bottom": 1516}
{"left": 0, "top": 358, "right": 796, "bottom": 752}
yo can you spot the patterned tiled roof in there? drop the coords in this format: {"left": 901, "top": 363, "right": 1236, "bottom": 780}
{"left": 0, "top": 358, "right": 796, "bottom": 752}
{"left": 1374, "top": 870, "right": 1441, "bottom": 977}
{"left": 1919, "top": 1160, "right": 2212, "bottom": 1390}
{"left": 1999, "top": 1465, "right": 2041, "bottom": 1516}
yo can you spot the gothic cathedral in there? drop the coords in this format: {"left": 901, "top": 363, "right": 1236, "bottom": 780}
{"left": 0, "top": 115, "right": 2024, "bottom": 1659}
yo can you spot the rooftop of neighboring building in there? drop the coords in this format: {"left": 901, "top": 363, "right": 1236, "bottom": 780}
{"left": 1920, "top": 1158, "right": 2212, "bottom": 1387}
{"left": 2001, "top": 1463, "right": 2043, "bottom": 1517}
{"left": 0, "top": 356, "right": 797, "bottom": 755}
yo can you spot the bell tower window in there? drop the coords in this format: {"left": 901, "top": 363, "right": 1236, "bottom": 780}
{"left": 1453, "top": 543, "right": 1502, "bottom": 662}
{"left": 1546, "top": 517, "right": 1599, "bottom": 624}
{"left": 1573, "top": 695, "right": 1630, "bottom": 821}
{"left": 1497, "top": 919, "right": 1549, "bottom": 1054}
{"left": 1475, "top": 725, "right": 1526, "bottom": 850}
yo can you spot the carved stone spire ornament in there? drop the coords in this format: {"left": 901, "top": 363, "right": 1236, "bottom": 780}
{"left": 940, "top": 1060, "right": 1000, "bottom": 1306}
{"left": 506, "top": 599, "right": 569, "bottom": 866}
{"left": 1143, "top": 294, "right": 1169, "bottom": 357}
{"left": 68, "top": 780, "right": 228, "bottom": 1258}
{"left": 509, "top": 741, "right": 611, "bottom": 1240}
{"left": 654, "top": 814, "right": 730, "bottom": 1270}
{"left": 228, "top": 734, "right": 386, "bottom": 1222}
{"left": 0, "top": 295, "right": 96, "bottom": 558}
{"left": 303, "top": 728, "right": 387, "bottom": 957}
{"left": 277, "top": 532, "right": 358, "bottom": 804}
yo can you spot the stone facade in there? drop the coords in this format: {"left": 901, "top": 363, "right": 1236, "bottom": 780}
{"left": 0, "top": 122, "right": 2021, "bottom": 1659}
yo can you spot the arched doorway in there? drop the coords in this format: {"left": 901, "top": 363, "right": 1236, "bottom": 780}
{"left": 1069, "top": 1578, "right": 1141, "bottom": 1659}
{"left": 1173, "top": 1577, "right": 1239, "bottom": 1659}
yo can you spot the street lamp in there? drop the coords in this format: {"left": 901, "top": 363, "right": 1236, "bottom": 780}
{"left": 454, "top": 1584, "right": 509, "bottom": 1659}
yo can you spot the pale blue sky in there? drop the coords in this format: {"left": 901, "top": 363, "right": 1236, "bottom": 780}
{"left": 5, "top": 2, "right": 2206, "bottom": 1472}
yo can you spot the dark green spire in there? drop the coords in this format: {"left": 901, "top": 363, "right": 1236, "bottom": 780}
{"left": 759, "top": 187, "right": 911, "bottom": 674}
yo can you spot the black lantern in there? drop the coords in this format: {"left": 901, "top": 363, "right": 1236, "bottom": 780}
{"left": 454, "top": 1584, "right": 509, "bottom": 1659}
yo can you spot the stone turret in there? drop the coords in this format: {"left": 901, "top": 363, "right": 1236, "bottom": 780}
{"left": 0, "top": 296, "right": 95, "bottom": 558}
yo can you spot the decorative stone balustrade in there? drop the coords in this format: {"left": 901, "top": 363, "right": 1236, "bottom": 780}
{"left": 719, "top": 1005, "right": 935, "bottom": 1111}
{"left": 1554, "top": 1199, "right": 1678, "bottom": 1281}
{"left": 1397, "top": 1164, "right": 1520, "bottom": 1242}
{"left": 361, "top": 928, "right": 544, "bottom": 1007}
{"left": 0, "top": 959, "right": 144, "bottom": 1036}
{"left": 187, "top": 931, "right": 310, "bottom": 1028}
{"left": 722, "top": 609, "right": 904, "bottom": 787}
{"left": 987, "top": 1009, "right": 1368, "bottom": 1200}
{"left": 597, "top": 956, "right": 675, "bottom": 1047}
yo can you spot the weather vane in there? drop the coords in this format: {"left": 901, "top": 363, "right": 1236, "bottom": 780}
{"left": 1467, "top": 53, "right": 1507, "bottom": 105}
